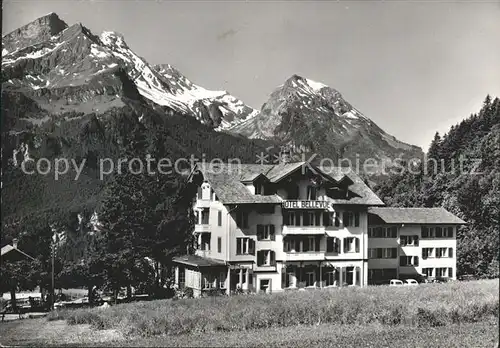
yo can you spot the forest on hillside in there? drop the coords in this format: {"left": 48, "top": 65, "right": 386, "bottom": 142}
{"left": 375, "top": 95, "right": 500, "bottom": 279}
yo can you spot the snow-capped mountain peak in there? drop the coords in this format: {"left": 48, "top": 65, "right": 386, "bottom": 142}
{"left": 227, "top": 73, "right": 422, "bottom": 165}
{"left": 1, "top": 13, "right": 258, "bottom": 128}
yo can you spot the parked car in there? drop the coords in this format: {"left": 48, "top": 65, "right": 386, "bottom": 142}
{"left": 404, "top": 279, "right": 419, "bottom": 286}
{"left": 389, "top": 279, "right": 404, "bottom": 286}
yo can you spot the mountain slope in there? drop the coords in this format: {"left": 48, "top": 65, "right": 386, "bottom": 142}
{"left": 1, "top": 13, "right": 258, "bottom": 128}
{"left": 229, "top": 74, "right": 422, "bottom": 170}
{"left": 1, "top": 13, "right": 269, "bottom": 224}
{"left": 375, "top": 96, "right": 500, "bottom": 278}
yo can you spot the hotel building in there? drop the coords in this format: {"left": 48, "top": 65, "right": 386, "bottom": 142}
{"left": 173, "top": 162, "right": 464, "bottom": 297}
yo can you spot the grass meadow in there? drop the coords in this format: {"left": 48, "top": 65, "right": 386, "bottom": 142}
{"left": 45, "top": 279, "right": 499, "bottom": 340}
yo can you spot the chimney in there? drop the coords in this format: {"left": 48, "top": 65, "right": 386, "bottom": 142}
{"left": 12, "top": 238, "right": 18, "bottom": 248}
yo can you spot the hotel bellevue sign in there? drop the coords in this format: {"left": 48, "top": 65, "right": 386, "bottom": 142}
{"left": 282, "top": 200, "right": 332, "bottom": 210}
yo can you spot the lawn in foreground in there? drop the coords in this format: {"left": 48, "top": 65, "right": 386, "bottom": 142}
{"left": 48, "top": 279, "right": 499, "bottom": 337}
{"left": 0, "top": 318, "right": 498, "bottom": 347}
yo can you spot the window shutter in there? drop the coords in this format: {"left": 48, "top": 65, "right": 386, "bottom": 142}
{"left": 283, "top": 212, "right": 287, "bottom": 225}
{"left": 257, "top": 250, "right": 263, "bottom": 266}
{"left": 414, "top": 236, "right": 419, "bottom": 246}
{"left": 414, "top": 256, "right": 419, "bottom": 266}
{"left": 270, "top": 225, "right": 276, "bottom": 241}
{"left": 342, "top": 268, "right": 347, "bottom": 286}
{"left": 249, "top": 239, "right": 255, "bottom": 255}
{"left": 391, "top": 226, "right": 398, "bottom": 238}
{"left": 236, "top": 239, "right": 242, "bottom": 255}
{"left": 343, "top": 238, "right": 348, "bottom": 253}
{"left": 343, "top": 212, "right": 349, "bottom": 227}
{"left": 422, "top": 249, "right": 427, "bottom": 260}
{"left": 448, "top": 248, "right": 453, "bottom": 258}
{"left": 218, "top": 211, "right": 222, "bottom": 226}
{"left": 354, "top": 212, "right": 360, "bottom": 227}
{"left": 355, "top": 238, "right": 360, "bottom": 253}
{"left": 323, "top": 212, "right": 329, "bottom": 226}
{"left": 448, "top": 227, "right": 454, "bottom": 238}
{"left": 257, "top": 225, "right": 263, "bottom": 240}
{"left": 399, "top": 256, "right": 405, "bottom": 266}
{"left": 315, "top": 236, "right": 321, "bottom": 252}
{"left": 270, "top": 251, "right": 276, "bottom": 265}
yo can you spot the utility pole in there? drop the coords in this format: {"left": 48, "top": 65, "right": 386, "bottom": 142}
{"left": 51, "top": 240, "right": 55, "bottom": 310}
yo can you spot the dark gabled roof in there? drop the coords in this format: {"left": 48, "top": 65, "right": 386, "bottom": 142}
{"left": 368, "top": 207, "right": 466, "bottom": 224}
{"left": 1, "top": 244, "right": 36, "bottom": 260}
{"left": 316, "top": 166, "right": 383, "bottom": 206}
{"left": 172, "top": 254, "right": 226, "bottom": 268}
{"left": 194, "top": 162, "right": 384, "bottom": 206}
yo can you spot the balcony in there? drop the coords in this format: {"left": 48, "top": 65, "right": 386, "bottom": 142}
{"left": 194, "top": 224, "right": 210, "bottom": 233}
{"left": 282, "top": 225, "right": 325, "bottom": 235}
{"left": 253, "top": 264, "right": 278, "bottom": 272}
{"left": 285, "top": 251, "right": 324, "bottom": 261}
{"left": 195, "top": 199, "right": 211, "bottom": 208}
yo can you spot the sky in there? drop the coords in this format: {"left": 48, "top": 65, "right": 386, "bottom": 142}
{"left": 3, "top": 0, "right": 500, "bottom": 151}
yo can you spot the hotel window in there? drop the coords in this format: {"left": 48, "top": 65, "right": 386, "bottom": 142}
{"left": 200, "top": 233, "right": 211, "bottom": 251}
{"left": 203, "top": 275, "right": 215, "bottom": 289}
{"left": 435, "top": 227, "right": 443, "bottom": 238}
{"left": 421, "top": 226, "right": 429, "bottom": 238}
{"left": 236, "top": 211, "right": 248, "bottom": 228}
{"left": 422, "top": 268, "right": 434, "bottom": 277}
{"left": 436, "top": 247, "right": 447, "bottom": 258}
{"left": 285, "top": 211, "right": 302, "bottom": 226}
{"left": 400, "top": 235, "right": 419, "bottom": 246}
{"left": 343, "top": 237, "right": 360, "bottom": 253}
{"left": 447, "top": 227, "right": 454, "bottom": 237}
{"left": 323, "top": 212, "right": 334, "bottom": 226}
{"left": 257, "top": 250, "right": 275, "bottom": 266}
{"left": 303, "top": 236, "right": 320, "bottom": 252}
{"left": 435, "top": 267, "right": 447, "bottom": 278}
{"left": 399, "top": 255, "right": 419, "bottom": 266}
{"left": 257, "top": 224, "right": 275, "bottom": 241}
{"left": 422, "top": 248, "right": 434, "bottom": 259}
{"left": 448, "top": 268, "right": 453, "bottom": 278}
{"left": 218, "top": 211, "right": 222, "bottom": 226}
{"left": 314, "top": 211, "right": 322, "bottom": 226}
{"left": 201, "top": 209, "right": 210, "bottom": 224}
{"left": 302, "top": 212, "right": 311, "bottom": 226}
{"left": 354, "top": 212, "right": 360, "bottom": 227}
{"left": 217, "top": 237, "right": 222, "bottom": 253}
{"left": 307, "top": 186, "right": 317, "bottom": 200}
{"left": 325, "top": 270, "right": 338, "bottom": 287}
{"left": 369, "top": 248, "right": 396, "bottom": 259}
{"left": 236, "top": 238, "right": 254, "bottom": 255}
{"left": 305, "top": 271, "right": 315, "bottom": 287}
{"left": 283, "top": 238, "right": 294, "bottom": 252}
{"left": 326, "top": 237, "right": 340, "bottom": 253}
{"left": 178, "top": 269, "right": 185, "bottom": 288}
{"left": 219, "top": 272, "right": 226, "bottom": 289}
{"left": 342, "top": 212, "right": 360, "bottom": 227}
{"left": 285, "top": 271, "right": 296, "bottom": 288}
{"left": 448, "top": 248, "right": 453, "bottom": 258}
{"left": 383, "top": 248, "right": 397, "bottom": 259}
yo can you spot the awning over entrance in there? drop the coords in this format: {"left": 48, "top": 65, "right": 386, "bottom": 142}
{"left": 172, "top": 255, "right": 225, "bottom": 268}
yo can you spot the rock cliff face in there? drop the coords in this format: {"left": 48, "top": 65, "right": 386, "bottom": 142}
{"left": 1, "top": 13, "right": 259, "bottom": 130}
{"left": 228, "top": 74, "right": 423, "bottom": 168}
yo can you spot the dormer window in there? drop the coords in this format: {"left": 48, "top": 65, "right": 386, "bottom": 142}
{"left": 255, "top": 184, "right": 263, "bottom": 195}
{"left": 307, "top": 186, "right": 317, "bottom": 200}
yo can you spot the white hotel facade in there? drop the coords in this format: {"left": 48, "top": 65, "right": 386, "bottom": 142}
{"left": 173, "top": 162, "right": 464, "bottom": 297}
